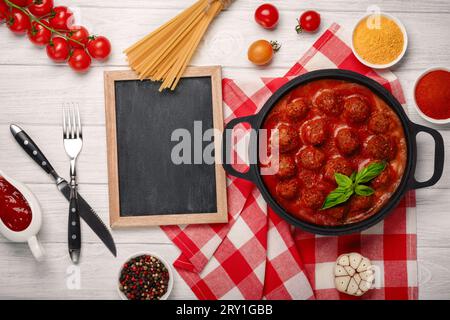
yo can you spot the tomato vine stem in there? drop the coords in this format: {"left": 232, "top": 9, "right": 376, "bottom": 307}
{"left": 4, "top": 0, "right": 84, "bottom": 47}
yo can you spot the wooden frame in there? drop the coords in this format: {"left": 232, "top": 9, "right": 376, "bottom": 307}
{"left": 104, "top": 66, "right": 227, "bottom": 228}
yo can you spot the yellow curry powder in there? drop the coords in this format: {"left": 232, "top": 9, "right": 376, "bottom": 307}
{"left": 353, "top": 15, "right": 404, "bottom": 65}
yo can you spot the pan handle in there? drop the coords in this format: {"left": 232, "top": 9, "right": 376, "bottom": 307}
{"left": 222, "top": 115, "right": 257, "bottom": 182}
{"left": 408, "top": 122, "right": 445, "bottom": 189}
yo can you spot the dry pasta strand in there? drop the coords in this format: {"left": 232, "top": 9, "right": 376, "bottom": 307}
{"left": 124, "top": 0, "right": 230, "bottom": 91}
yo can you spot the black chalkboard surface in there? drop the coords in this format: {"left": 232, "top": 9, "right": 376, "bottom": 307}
{"left": 104, "top": 68, "right": 227, "bottom": 227}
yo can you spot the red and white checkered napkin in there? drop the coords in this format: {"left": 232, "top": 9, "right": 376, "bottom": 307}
{"left": 162, "top": 23, "right": 418, "bottom": 300}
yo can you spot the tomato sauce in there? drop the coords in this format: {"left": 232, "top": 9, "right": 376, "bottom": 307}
{"left": 0, "top": 176, "right": 33, "bottom": 232}
{"left": 260, "top": 79, "right": 407, "bottom": 226}
{"left": 415, "top": 70, "right": 450, "bottom": 120}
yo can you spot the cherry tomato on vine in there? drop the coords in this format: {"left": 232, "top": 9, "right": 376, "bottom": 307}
{"left": 8, "top": 0, "right": 28, "bottom": 7}
{"left": 296, "top": 10, "right": 321, "bottom": 33}
{"left": 7, "top": 8, "right": 30, "bottom": 34}
{"left": 247, "top": 39, "right": 280, "bottom": 66}
{"left": 67, "top": 25, "right": 89, "bottom": 48}
{"left": 28, "top": 0, "right": 54, "bottom": 18}
{"left": 254, "top": 3, "right": 279, "bottom": 29}
{"left": 28, "top": 20, "right": 52, "bottom": 46}
{"left": 0, "top": 0, "right": 10, "bottom": 23}
{"left": 87, "top": 35, "right": 111, "bottom": 60}
{"left": 46, "top": 36, "right": 70, "bottom": 62}
{"left": 49, "top": 6, "right": 73, "bottom": 31}
{"left": 68, "top": 48, "right": 91, "bottom": 72}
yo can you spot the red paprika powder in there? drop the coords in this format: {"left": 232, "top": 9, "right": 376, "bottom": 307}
{"left": 415, "top": 69, "right": 450, "bottom": 120}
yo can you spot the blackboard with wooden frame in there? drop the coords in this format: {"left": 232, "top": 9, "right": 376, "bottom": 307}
{"left": 104, "top": 67, "right": 227, "bottom": 228}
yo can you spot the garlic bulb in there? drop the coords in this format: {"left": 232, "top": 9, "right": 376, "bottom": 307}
{"left": 334, "top": 252, "right": 374, "bottom": 296}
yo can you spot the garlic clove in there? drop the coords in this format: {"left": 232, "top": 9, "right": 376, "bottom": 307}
{"left": 359, "top": 280, "right": 372, "bottom": 292}
{"left": 347, "top": 277, "right": 359, "bottom": 295}
{"left": 353, "top": 273, "right": 361, "bottom": 285}
{"left": 335, "top": 276, "right": 351, "bottom": 292}
{"left": 344, "top": 265, "right": 356, "bottom": 276}
{"left": 337, "top": 254, "right": 350, "bottom": 266}
{"left": 356, "top": 257, "right": 371, "bottom": 272}
{"left": 359, "top": 269, "right": 374, "bottom": 281}
{"left": 335, "top": 265, "right": 348, "bottom": 276}
{"left": 349, "top": 252, "right": 363, "bottom": 269}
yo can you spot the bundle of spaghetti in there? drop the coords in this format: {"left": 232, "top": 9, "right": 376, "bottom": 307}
{"left": 125, "top": 0, "right": 233, "bottom": 91}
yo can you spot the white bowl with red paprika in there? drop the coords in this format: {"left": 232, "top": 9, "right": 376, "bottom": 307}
{"left": 413, "top": 67, "right": 450, "bottom": 124}
{"left": 117, "top": 252, "right": 173, "bottom": 300}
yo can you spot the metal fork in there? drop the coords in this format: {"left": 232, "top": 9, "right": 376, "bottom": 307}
{"left": 63, "top": 103, "right": 83, "bottom": 264}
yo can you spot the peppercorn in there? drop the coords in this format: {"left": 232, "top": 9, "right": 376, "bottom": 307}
{"left": 119, "top": 255, "right": 170, "bottom": 300}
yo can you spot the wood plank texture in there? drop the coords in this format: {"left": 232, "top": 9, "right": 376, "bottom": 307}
{"left": 0, "top": 0, "right": 449, "bottom": 300}
{"left": 0, "top": 243, "right": 196, "bottom": 299}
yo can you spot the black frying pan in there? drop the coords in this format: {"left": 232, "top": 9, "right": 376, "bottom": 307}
{"left": 222, "top": 69, "right": 444, "bottom": 235}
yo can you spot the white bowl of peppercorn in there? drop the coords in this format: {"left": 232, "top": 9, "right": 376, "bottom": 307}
{"left": 117, "top": 252, "right": 174, "bottom": 300}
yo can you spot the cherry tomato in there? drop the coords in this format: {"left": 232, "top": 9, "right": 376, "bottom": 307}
{"left": 0, "top": 0, "right": 10, "bottom": 23}
{"left": 46, "top": 36, "right": 70, "bottom": 62}
{"left": 67, "top": 25, "right": 89, "bottom": 48}
{"left": 28, "top": 0, "right": 53, "bottom": 18}
{"left": 68, "top": 48, "right": 91, "bottom": 72}
{"left": 8, "top": 0, "right": 29, "bottom": 7}
{"left": 28, "top": 20, "right": 52, "bottom": 46}
{"left": 247, "top": 39, "right": 280, "bottom": 66}
{"left": 296, "top": 10, "right": 321, "bottom": 33}
{"left": 87, "top": 35, "right": 111, "bottom": 60}
{"left": 254, "top": 3, "right": 279, "bottom": 29}
{"left": 7, "top": 8, "right": 30, "bottom": 34}
{"left": 49, "top": 6, "right": 73, "bottom": 31}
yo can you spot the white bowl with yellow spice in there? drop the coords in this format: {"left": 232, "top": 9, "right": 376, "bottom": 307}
{"left": 351, "top": 13, "right": 408, "bottom": 69}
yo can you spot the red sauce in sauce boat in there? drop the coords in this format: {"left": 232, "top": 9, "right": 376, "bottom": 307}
{"left": 0, "top": 170, "right": 45, "bottom": 261}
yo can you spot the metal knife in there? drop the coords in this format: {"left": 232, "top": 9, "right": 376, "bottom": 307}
{"left": 10, "top": 124, "right": 117, "bottom": 257}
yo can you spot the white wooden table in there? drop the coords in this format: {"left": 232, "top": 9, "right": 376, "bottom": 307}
{"left": 0, "top": 0, "right": 449, "bottom": 300}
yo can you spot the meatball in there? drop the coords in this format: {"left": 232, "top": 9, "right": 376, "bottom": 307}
{"left": 323, "top": 157, "right": 354, "bottom": 183}
{"left": 302, "top": 189, "right": 325, "bottom": 210}
{"left": 313, "top": 89, "right": 341, "bottom": 116}
{"left": 343, "top": 96, "right": 371, "bottom": 124}
{"left": 368, "top": 113, "right": 391, "bottom": 134}
{"left": 302, "top": 118, "right": 328, "bottom": 146}
{"left": 298, "top": 146, "right": 326, "bottom": 170}
{"left": 335, "top": 128, "right": 360, "bottom": 156}
{"left": 277, "top": 155, "right": 297, "bottom": 179}
{"left": 371, "top": 165, "right": 394, "bottom": 189}
{"left": 277, "top": 124, "right": 300, "bottom": 153}
{"left": 298, "top": 169, "right": 317, "bottom": 188}
{"left": 276, "top": 179, "right": 300, "bottom": 200}
{"left": 349, "top": 195, "right": 374, "bottom": 212}
{"left": 366, "top": 135, "right": 396, "bottom": 160}
{"left": 323, "top": 205, "right": 347, "bottom": 220}
{"left": 286, "top": 98, "right": 309, "bottom": 120}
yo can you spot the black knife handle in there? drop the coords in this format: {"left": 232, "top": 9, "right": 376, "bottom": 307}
{"left": 68, "top": 196, "right": 81, "bottom": 262}
{"left": 59, "top": 181, "right": 117, "bottom": 257}
{"left": 12, "top": 129, "right": 56, "bottom": 175}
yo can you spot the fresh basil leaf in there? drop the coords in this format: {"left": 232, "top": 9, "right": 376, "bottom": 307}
{"left": 334, "top": 173, "right": 353, "bottom": 188}
{"left": 324, "top": 186, "right": 348, "bottom": 201}
{"left": 321, "top": 193, "right": 352, "bottom": 210}
{"left": 355, "top": 161, "right": 387, "bottom": 184}
{"left": 355, "top": 185, "right": 375, "bottom": 196}
{"left": 350, "top": 172, "right": 356, "bottom": 182}
{"left": 321, "top": 186, "right": 354, "bottom": 210}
